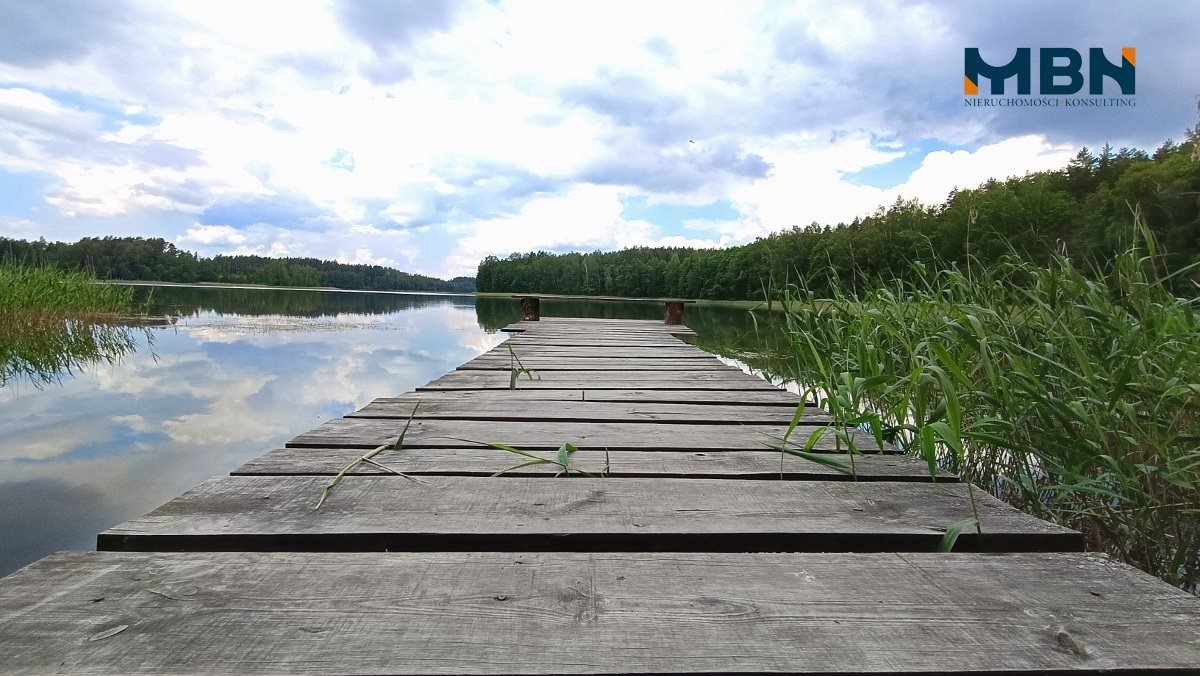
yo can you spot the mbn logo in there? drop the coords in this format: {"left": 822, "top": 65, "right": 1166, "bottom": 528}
{"left": 964, "top": 48, "right": 1135, "bottom": 95}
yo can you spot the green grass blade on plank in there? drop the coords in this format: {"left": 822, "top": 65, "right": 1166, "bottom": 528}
{"left": 490, "top": 458, "right": 553, "bottom": 477}
{"left": 556, "top": 442, "right": 577, "bottom": 470}
{"left": 780, "top": 447, "right": 856, "bottom": 473}
{"left": 441, "top": 437, "right": 547, "bottom": 461}
{"left": 314, "top": 400, "right": 423, "bottom": 510}
{"left": 762, "top": 425, "right": 857, "bottom": 476}
{"left": 392, "top": 399, "right": 420, "bottom": 450}
{"left": 937, "top": 518, "right": 980, "bottom": 552}
{"left": 441, "top": 437, "right": 596, "bottom": 477}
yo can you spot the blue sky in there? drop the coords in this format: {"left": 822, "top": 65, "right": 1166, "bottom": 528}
{"left": 0, "top": 1, "right": 1197, "bottom": 277}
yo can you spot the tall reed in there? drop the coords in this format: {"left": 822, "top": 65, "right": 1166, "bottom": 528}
{"left": 777, "top": 217, "right": 1200, "bottom": 591}
{"left": 0, "top": 263, "right": 143, "bottom": 386}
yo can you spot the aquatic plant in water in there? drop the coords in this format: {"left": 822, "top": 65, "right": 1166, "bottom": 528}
{"left": 772, "top": 214, "right": 1200, "bottom": 590}
{"left": 0, "top": 264, "right": 147, "bottom": 387}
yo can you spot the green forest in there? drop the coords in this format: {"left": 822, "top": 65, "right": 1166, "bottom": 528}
{"left": 0, "top": 236, "right": 474, "bottom": 293}
{"left": 476, "top": 137, "right": 1200, "bottom": 298}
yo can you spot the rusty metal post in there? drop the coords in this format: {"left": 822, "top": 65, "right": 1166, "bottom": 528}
{"left": 663, "top": 300, "right": 684, "bottom": 325}
{"left": 520, "top": 296, "right": 541, "bottom": 321}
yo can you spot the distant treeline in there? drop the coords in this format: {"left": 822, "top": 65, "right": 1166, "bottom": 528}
{"left": 1, "top": 236, "right": 475, "bottom": 293}
{"left": 477, "top": 137, "right": 1200, "bottom": 298}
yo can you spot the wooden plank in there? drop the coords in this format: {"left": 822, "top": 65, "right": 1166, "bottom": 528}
{"left": 286, "top": 418, "right": 894, "bottom": 452}
{"left": 512, "top": 329, "right": 694, "bottom": 339}
{"left": 511, "top": 321, "right": 696, "bottom": 327}
{"left": 419, "top": 370, "right": 783, "bottom": 391}
{"left": 468, "top": 348, "right": 710, "bottom": 360}
{"left": 5, "top": 551, "right": 1196, "bottom": 675}
{"left": 518, "top": 317, "right": 694, "bottom": 324}
{"left": 582, "top": 389, "right": 807, "bottom": 405}
{"left": 505, "top": 337, "right": 688, "bottom": 347}
{"left": 234, "top": 447, "right": 953, "bottom": 481}
{"left": 379, "top": 390, "right": 587, "bottom": 403}
{"left": 511, "top": 326, "right": 688, "bottom": 334}
{"left": 506, "top": 318, "right": 696, "bottom": 334}
{"left": 460, "top": 360, "right": 735, "bottom": 371}
{"left": 515, "top": 323, "right": 691, "bottom": 332}
{"left": 351, "top": 399, "right": 828, "bottom": 424}
{"left": 506, "top": 338, "right": 696, "bottom": 348}
{"left": 98, "top": 476, "right": 1078, "bottom": 553}
{"left": 497, "top": 346, "right": 712, "bottom": 358}
{"left": 374, "top": 389, "right": 811, "bottom": 406}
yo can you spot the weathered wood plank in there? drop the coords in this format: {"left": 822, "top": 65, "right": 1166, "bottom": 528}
{"left": 504, "top": 337, "right": 688, "bottom": 347}
{"left": 511, "top": 325, "right": 688, "bottom": 334}
{"left": 514, "top": 326, "right": 692, "bottom": 335}
{"left": 234, "top": 447, "right": 953, "bottom": 481}
{"left": 351, "top": 399, "right": 829, "bottom": 424}
{"left": 507, "top": 318, "right": 696, "bottom": 334}
{"left": 287, "top": 418, "right": 893, "bottom": 452}
{"left": 5, "top": 551, "right": 1195, "bottom": 675}
{"left": 420, "top": 370, "right": 783, "bottom": 391}
{"left": 495, "top": 346, "right": 713, "bottom": 358}
{"left": 582, "top": 388, "right": 807, "bottom": 405}
{"left": 511, "top": 332, "right": 693, "bottom": 342}
{"left": 461, "top": 357, "right": 734, "bottom": 371}
{"left": 379, "top": 390, "right": 587, "bottom": 403}
{"left": 98, "top": 477, "right": 1077, "bottom": 553}
{"left": 375, "top": 388, "right": 811, "bottom": 406}
{"left": 510, "top": 317, "right": 695, "bottom": 327}
{"left": 543, "top": 321, "right": 688, "bottom": 326}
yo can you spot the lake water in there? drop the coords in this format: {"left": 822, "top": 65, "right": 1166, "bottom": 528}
{"left": 0, "top": 286, "right": 787, "bottom": 576}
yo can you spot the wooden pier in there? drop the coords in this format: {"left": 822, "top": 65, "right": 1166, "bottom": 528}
{"left": 2, "top": 317, "right": 1198, "bottom": 673}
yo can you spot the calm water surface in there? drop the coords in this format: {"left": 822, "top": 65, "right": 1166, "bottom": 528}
{"left": 0, "top": 286, "right": 784, "bottom": 576}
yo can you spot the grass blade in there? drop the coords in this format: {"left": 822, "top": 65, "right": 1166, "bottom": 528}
{"left": 937, "top": 518, "right": 980, "bottom": 552}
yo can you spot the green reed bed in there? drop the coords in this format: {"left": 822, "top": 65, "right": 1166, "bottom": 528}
{"left": 775, "top": 223, "right": 1200, "bottom": 591}
{"left": 0, "top": 263, "right": 143, "bottom": 386}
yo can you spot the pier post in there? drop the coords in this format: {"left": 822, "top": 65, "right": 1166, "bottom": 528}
{"left": 664, "top": 300, "right": 685, "bottom": 325}
{"left": 520, "top": 296, "right": 541, "bottom": 321}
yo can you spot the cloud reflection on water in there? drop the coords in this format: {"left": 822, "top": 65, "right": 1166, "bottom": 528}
{"left": 0, "top": 289, "right": 506, "bottom": 577}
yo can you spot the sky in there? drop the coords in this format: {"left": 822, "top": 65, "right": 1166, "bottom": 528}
{"left": 0, "top": 1, "right": 1197, "bottom": 279}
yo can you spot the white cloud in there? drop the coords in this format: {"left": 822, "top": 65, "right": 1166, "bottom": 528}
{"left": 894, "top": 135, "right": 1076, "bottom": 204}
{"left": 725, "top": 132, "right": 1076, "bottom": 240}
{"left": 0, "top": 2, "right": 1193, "bottom": 276}
{"left": 178, "top": 224, "right": 247, "bottom": 246}
{"left": 339, "top": 247, "right": 396, "bottom": 267}
{"left": 0, "top": 217, "right": 41, "bottom": 239}
{"left": 0, "top": 88, "right": 100, "bottom": 140}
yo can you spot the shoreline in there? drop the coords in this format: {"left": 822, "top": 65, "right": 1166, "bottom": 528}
{"left": 99, "top": 282, "right": 783, "bottom": 309}
{"left": 99, "top": 280, "right": 476, "bottom": 298}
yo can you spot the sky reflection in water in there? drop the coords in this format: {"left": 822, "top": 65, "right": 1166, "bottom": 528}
{"left": 0, "top": 287, "right": 782, "bottom": 577}
{"left": 0, "top": 287, "right": 509, "bottom": 576}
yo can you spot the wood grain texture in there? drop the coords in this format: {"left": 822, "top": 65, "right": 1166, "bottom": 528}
{"left": 98, "top": 476, "right": 1078, "bottom": 553}
{"left": 460, "top": 357, "right": 734, "bottom": 371}
{"left": 286, "top": 418, "right": 895, "bottom": 452}
{"left": 495, "top": 346, "right": 713, "bottom": 358}
{"left": 350, "top": 399, "right": 830, "bottom": 424}
{"left": 509, "top": 318, "right": 695, "bottom": 330}
{"left": 419, "top": 369, "right": 783, "bottom": 390}
{"left": 505, "top": 317, "right": 697, "bottom": 334}
{"left": 514, "top": 327, "right": 683, "bottom": 333}
{"left": 504, "top": 337, "right": 688, "bottom": 347}
{"left": 581, "top": 388, "right": 807, "bottom": 405}
{"left": 233, "top": 447, "right": 954, "bottom": 481}
{"left": 5, "top": 551, "right": 1196, "bottom": 675}
{"left": 375, "top": 388, "right": 811, "bottom": 406}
